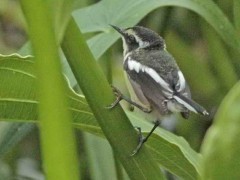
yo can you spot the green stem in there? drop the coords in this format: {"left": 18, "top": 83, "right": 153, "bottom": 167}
{"left": 99, "top": 49, "right": 112, "bottom": 83}
{"left": 20, "top": 1, "right": 80, "bottom": 180}
{"left": 113, "top": 151, "right": 124, "bottom": 180}
{"left": 234, "top": 0, "right": 240, "bottom": 34}
{"left": 62, "top": 17, "right": 165, "bottom": 180}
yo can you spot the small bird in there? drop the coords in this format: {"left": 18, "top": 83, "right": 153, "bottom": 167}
{"left": 109, "top": 25, "right": 209, "bottom": 155}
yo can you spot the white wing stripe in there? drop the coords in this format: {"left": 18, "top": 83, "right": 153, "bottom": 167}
{"left": 128, "top": 59, "right": 141, "bottom": 73}
{"left": 173, "top": 95, "right": 197, "bottom": 113}
{"left": 127, "top": 59, "right": 173, "bottom": 92}
{"left": 177, "top": 71, "right": 186, "bottom": 92}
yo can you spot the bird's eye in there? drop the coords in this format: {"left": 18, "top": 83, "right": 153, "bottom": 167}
{"left": 129, "top": 35, "right": 135, "bottom": 41}
{"left": 128, "top": 35, "right": 136, "bottom": 43}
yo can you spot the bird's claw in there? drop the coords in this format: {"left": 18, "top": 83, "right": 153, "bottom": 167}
{"left": 106, "top": 86, "right": 152, "bottom": 114}
{"left": 142, "top": 107, "right": 152, "bottom": 113}
{"left": 111, "top": 85, "right": 122, "bottom": 96}
{"left": 105, "top": 86, "right": 123, "bottom": 109}
{"left": 130, "top": 126, "right": 146, "bottom": 156}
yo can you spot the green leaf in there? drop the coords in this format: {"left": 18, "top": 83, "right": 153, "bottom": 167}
{"left": 0, "top": 53, "right": 97, "bottom": 138}
{"left": 128, "top": 111, "right": 201, "bottom": 180}
{"left": 200, "top": 81, "right": 240, "bottom": 179}
{"left": 0, "top": 53, "right": 200, "bottom": 180}
{"left": 0, "top": 54, "right": 92, "bottom": 124}
{"left": 203, "top": 23, "right": 238, "bottom": 92}
{"left": 73, "top": 0, "right": 239, "bottom": 59}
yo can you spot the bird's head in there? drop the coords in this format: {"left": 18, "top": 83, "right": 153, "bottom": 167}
{"left": 111, "top": 25, "right": 165, "bottom": 55}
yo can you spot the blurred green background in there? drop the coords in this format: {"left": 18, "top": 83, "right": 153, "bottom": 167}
{"left": 0, "top": 0, "right": 239, "bottom": 179}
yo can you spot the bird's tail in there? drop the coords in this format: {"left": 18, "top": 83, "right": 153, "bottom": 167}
{"left": 173, "top": 93, "right": 209, "bottom": 116}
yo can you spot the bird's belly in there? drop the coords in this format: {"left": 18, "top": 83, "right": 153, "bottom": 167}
{"left": 128, "top": 77, "right": 151, "bottom": 109}
{"left": 125, "top": 73, "right": 170, "bottom": 119}
{"left": 127, "top": 76, "right": 161, "bottom": 122}
{"left": 167, "top": 99, "right": 185, "bottom": 112}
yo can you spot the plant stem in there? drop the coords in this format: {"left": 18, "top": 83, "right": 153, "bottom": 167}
{"left": 20, "top": 1, "right": 80, "bottom": 179}
{"left": 62, "top": 17, "right": 165, "bottom": 180}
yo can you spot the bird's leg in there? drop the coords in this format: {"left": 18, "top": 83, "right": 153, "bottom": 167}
{"left": 131, "top": 120, "right": 161, "bottom": 156}
{"left": 106, "top": 85, "right": 152, "bottom": 113}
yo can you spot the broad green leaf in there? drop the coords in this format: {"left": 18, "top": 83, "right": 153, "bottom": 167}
{"left": 128, "top": 111, "right": 201, "bottom": 180}
{"left": 0, "top": 54, "right": 200, "bottom": 179}
{"left": 200, "top": 81, "right": 240, "bottom": 179}
{"left": 0, "top": 54, "right": 95, "bottom": 127}
{"left": 18, "top": 42, "right": 78, "bottom": 88}
{"left": 73, "top": 0, "right": 239, "bottom": 59}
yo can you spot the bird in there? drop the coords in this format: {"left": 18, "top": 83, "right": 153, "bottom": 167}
{"left": 108, "top": 25, "right": 209, "bottom": 156}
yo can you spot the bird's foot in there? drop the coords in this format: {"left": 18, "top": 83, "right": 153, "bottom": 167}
{"left": 130, "top": 126, "right": 147, "bottom": 156}
{"left": 106, "top": 86, "right": 152, "bottom": 113}
{"left": 106, "top": 86, "right": 123, "bottom": 109}
{"left": 130, "top": 121, "right": 160, "bottom": 156}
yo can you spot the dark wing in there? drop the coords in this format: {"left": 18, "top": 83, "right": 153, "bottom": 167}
{"left": 126, "top": 67, "right": 170, "bottom": 115}
{"left": 124, "top": 50, "right": 208, "bottom": 116}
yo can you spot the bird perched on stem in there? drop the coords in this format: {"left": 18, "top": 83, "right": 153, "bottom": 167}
{"left": 108, "top": 25, "right": 209, "bottom": 156}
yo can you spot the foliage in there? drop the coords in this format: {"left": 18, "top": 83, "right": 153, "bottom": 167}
{"left": 0, "top": 0, "right": 240, "bottom": 179}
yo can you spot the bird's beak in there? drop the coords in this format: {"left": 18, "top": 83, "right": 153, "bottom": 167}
{"left": 110, "top": 25, "right": 125, "bottom": 36}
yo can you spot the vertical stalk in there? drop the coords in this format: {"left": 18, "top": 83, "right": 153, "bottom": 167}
{"left": 62, "top": 17, "right": 164, "bottom": 180}
{"left": 234, "top": 0, "right": 240, "bottom": 34}
{"left": 20, "top": 1, "right": 80, "bottom": 179}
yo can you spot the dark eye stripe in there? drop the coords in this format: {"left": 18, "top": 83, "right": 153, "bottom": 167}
{"left": 129, "top": 35, "right": 135, "bottom": 41}
{"left": 128, "top": 35, "right": 137, "bottom": 44}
